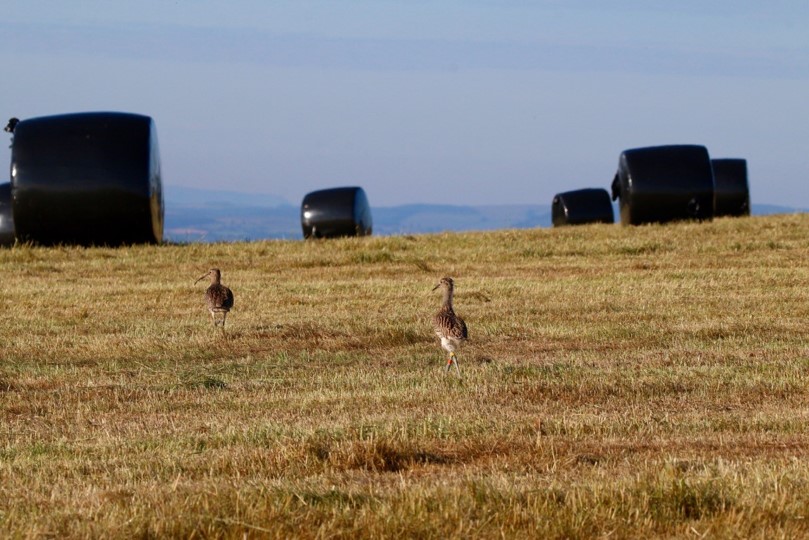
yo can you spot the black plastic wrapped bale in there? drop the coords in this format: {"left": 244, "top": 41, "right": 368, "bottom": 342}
{"left": 610, "top": 144, "right": 715, "bottom": 225}
{"left": 712, "top": 158, "right": 750, "bottom": 217}
{"left": 300, "top": 186, "right": 372, "bottom": 239}
{"left": 0, "top": 183, "right": 14, "bottom": 246}
{"left": 11, "top": 112, "right": 164, "bottom": 245}
{"left": 551, "top": 188, "right": 614, "bottom": 227}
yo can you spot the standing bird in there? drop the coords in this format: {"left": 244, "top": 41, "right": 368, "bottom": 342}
{"left": 432, "top": 276, "right": 468, "bottom": 377}
{"left": 194, "top": 268, "right": 234, "bottom": 329}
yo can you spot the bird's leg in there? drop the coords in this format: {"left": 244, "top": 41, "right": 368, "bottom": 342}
{"left": 445, "top": 356, "right": 453, "bottom": 372}
{"left": 451, "top": 352, "right": 462, "bottom": 377}
{"left": 210, "top": 311, "right": 217, "bottom": 327}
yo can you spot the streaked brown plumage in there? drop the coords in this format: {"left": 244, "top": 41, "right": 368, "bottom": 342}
{"left": 432, "top": 276, "right": 467, "bottom": 376}
{"left": 194, "top": 268, "right": 234, "bottom": 328}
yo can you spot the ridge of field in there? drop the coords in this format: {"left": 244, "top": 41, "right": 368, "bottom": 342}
{"left": 1, "top": 214, "right": 809, "bottom": 538}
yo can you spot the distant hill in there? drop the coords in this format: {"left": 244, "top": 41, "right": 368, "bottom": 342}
{"left": 163, "top": 186, "right": 556, "bottom": 241}
{"left": 163, "top": 186, "right": 806, "bottom": 242}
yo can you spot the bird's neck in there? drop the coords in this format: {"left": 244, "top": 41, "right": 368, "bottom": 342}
{"left": 441, "top": 288, "right": 454, "bottom": 310}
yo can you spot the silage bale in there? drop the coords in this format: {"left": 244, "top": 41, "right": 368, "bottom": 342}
{"left": 0, "top": 183, "right": 14, "bottom": 246}
{"left": 300, "top": 186, "right": 372, "bottom": 239}
{"left": 711, "top": 158, "right": 750, "bottom": 217}
{"left": 551, "top": 188, "right": 614, "bottom": 227}
{"left": 610, "top": 144, "right": 714, "bottom": 225}
{"left": 11, "top": 111, "right": 164, "bottom": 245}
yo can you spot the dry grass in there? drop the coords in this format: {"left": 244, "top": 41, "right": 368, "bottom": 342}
{"left": 2, "top": 214, "right": 809, "bottom": 538}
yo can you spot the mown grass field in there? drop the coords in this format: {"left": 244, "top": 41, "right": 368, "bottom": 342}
{"left": 1, "top": 214, "right": 809, "bottom": 538}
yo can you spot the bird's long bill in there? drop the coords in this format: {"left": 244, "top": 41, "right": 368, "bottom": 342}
{"left": 432, "top": 283, "right": 440, "bottom": 291}
{"left": 194, "top": 271, "right": 211, "bottom": 284}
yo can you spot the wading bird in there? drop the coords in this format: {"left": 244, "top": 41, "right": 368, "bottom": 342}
{"left": 432, "top": 276, "right": 467, "bottom": 377}
{"left": 195, "top": 268, "right": 234, "bottom": 329}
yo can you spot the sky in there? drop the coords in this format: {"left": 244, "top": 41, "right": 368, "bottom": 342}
{"left": 1, "top": 1, "right": 808, "bottom": 208}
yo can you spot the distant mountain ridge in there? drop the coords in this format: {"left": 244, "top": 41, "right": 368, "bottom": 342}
{"left": 163, "top": 186, "right": 807, "bottom": 243}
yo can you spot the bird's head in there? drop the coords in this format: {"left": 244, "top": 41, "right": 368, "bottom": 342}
{"left": 195, "top": 268, "right": 221, "bottom": 284}
{"left": 432, "top": 276, "right": 454, "bottom": 292}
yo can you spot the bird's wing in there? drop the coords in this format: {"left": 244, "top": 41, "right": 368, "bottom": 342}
{"left": 434, "top": 311, "right": 467, "bottom": 340}
{"left": 208, "top": 285, "right": 233, "bottom": 311}
{"left": 224, "top": 287, "right": 234, "bottom": 310}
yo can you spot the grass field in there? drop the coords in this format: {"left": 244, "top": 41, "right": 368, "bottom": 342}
{"left": 1, "top": 214, "right": 809, "bottom": 538}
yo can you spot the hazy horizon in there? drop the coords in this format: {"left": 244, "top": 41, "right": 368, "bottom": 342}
{"left": 161, "top": 183, "right": 807, "bottom": 243}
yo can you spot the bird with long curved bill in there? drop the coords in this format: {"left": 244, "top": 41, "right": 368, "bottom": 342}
{"left": 432, "top": 276, "right": 467, "bottom": 377}
{"left": 195, "top": 268, "right": 234, "bottom": 330}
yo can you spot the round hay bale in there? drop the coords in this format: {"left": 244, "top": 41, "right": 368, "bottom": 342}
{"left": 711, "top": 158, "right": 750, "bottom": 217}
{"left": 552, "top": 188, "right": 614, "bottom": 227}
{"left": 610, "top": 144, "right": 714, "bottom": 225}
{"left": 11, "top": 112, "right": 164, "bottom": 245}
{"left": 0, "top": 183, "right": 15, "bottom": 246}
{"left": 300, "top": 186, "right": 372, "bottom": 239}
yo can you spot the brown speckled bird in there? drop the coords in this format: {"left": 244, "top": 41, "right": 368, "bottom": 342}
{"left": 432, "top": 276, "right": 467, "bottom": 376}
{"left": 195, "top": 268, "right": 234, "bottom": 329}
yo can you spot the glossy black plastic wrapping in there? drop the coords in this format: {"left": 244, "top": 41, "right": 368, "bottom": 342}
{"left": 0, "top": 183, "right": 14, "bottom": 246}
{"left": 610, "top": 144, "right": 715, "bottom": 225}
{"left": 711, "top": 158, "right": 750, "bottom": 217}
{"left": 551, "top": 188, "right": 614, "bottom": 227}
{"left": 11, "top": 112, "right": 164, "bottom": 245}
{"left": 300, "top": 186, "right": 372, "bottom": 239}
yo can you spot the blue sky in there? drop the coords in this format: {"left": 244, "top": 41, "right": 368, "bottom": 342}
{"left": 1, "top": 1, "right": 808, "bottom": 207}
